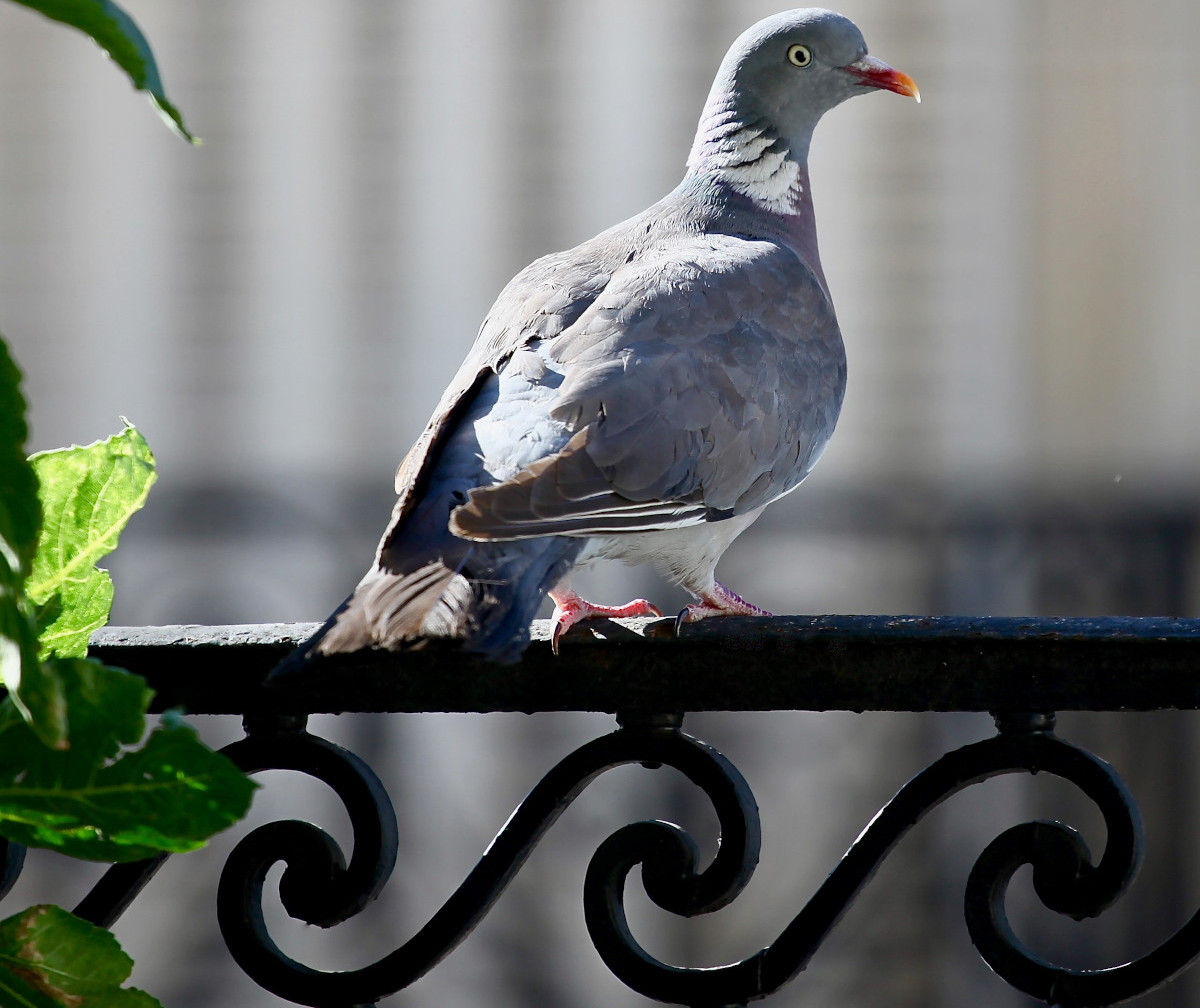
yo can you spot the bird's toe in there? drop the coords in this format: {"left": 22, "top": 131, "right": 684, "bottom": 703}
{"left": 550, "top": 594, "right": 664, "bottom": 654}
{"left": 675, "top": 582, "right": 773, "bottom": 633}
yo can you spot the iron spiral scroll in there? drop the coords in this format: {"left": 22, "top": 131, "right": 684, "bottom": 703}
{"left": 12, "top": 705, "right": 1200, "bottom": 1005}
{"left": 192, "top": 710, "right": 1200, "bottom": 1008}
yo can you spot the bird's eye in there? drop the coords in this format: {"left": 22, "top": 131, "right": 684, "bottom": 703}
{"left": 786, "top": 44, "right": 812, "bottom": 68}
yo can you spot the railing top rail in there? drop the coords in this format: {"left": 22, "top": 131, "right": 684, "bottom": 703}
{"left": 88, "top": 615, "right": 1200, "bottom": 716}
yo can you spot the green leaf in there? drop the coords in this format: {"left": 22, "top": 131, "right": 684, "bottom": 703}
{"left": 1, "top": 661, "right": 68, "bottom": 753}
{"left": 0, "top": 662, "right": 255, "bottom": 862}
{"left": 35, "top": 566, "right": 113, "bottom": 662}
{"left": 10, "top": 0, "right": 197, "bottom": 143}
{"left": 26, "top": 422, "right": 156, "bottom": 660}
{"left": 0, "top": 660, "right": 148, "bottom": 785}
{"left": 0, "top": 594, "right": 54, "bottom": 748}
{"left": 0, "top": 337, "right": 40, "bottom": 575}
{"left": 0, "top": 904, "right": 161, "bottom": 1008}
{"left": 0, "top": 334, "right": 60, "bottom": 747}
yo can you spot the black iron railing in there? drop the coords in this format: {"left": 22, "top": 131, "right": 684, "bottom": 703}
{"left": 5, "top": 615, "right": 1200, "bottom": 1007}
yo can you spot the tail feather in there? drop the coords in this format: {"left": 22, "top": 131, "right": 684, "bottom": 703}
{"left": 315, "top": 560, "right": 470, "bottom": 655}
{"left": 278, "top": 535, "right": 583, "bottom": 671}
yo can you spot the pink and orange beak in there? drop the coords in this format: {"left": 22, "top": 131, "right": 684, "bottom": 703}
{"left": 843, "top": 55, "right": 921, "bottom": 102}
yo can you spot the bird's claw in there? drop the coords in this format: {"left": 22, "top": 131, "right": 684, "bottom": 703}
{"left": 549, "top": 596, "right": 663, "bottom": 655}
{"left": 674, "top": 582, "right": 773, "bottom": 637}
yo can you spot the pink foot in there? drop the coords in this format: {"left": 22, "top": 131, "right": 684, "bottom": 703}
{"left": 549, "top": 589, "right": 663, "bottom": 654}
{"left": 676, "top": 581, "right": 772, "bottom": 632}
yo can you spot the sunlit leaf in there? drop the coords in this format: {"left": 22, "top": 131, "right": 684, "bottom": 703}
{"left": 26, "top": 422, "right": 156, "bottom": 660}
{"left": 10, "top": 0, "right": 197, "bottom": 143}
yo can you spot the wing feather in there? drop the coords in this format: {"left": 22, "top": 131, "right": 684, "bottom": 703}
{"left": 390, "top": 221, "right": 844, "bottom": 551}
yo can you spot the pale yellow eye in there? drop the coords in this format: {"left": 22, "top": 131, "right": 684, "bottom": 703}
{"left": 786, "top": 43, "right": 812, "bottom": 68}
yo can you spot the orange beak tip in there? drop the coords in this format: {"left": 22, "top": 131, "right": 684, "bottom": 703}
{"left": 845, "top": 57, "right": 921, "bottom": 104}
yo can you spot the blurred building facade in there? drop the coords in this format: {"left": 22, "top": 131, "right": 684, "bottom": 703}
{"left": 1, "top": 1, "right": 1199, "bottom": 1006}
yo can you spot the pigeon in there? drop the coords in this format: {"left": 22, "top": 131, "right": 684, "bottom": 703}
{"left": 306, "top": 8, "right": 918, "bottom": 664}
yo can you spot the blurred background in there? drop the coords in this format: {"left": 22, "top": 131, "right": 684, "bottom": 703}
{"left": 2, "top": 0, "right": 1200, "bottom": 1005}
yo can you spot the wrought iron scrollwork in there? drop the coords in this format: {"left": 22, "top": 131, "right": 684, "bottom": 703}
{"left": 69, "top": 713, "right": 398, "bottom": 934}
{"left": 10, "top": 708, "right": 1200, "bottom": 1006}
{"left": 963, "top": 717, "right": 1200, "bottom": 1006}
{"left": 212, "top": 711, "right": 759, "bottom": 1007}
{"left": 205, "top": 710, "right": 1200, "bottom": 1008}
{"left": 583, "top": 712, "right": 1200, "bottom": 1008}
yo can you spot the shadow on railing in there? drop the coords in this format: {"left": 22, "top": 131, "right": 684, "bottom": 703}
{"left": 5, "top": 615, "right": 1200, "bottom": 1007}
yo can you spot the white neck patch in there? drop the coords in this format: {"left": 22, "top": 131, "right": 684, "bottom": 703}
{"left": 689, "top": 118, "right": 804, "bottom": 216}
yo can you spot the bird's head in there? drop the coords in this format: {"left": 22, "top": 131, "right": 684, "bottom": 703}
{"left": 690, "top": 8, "right": 919, "bottom": 176}
{"left": 719, "top": 8, "right": 919, "bottom": 123}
